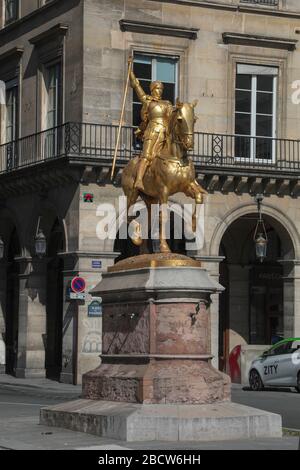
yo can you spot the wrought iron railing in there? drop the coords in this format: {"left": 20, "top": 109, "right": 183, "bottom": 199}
{"left": 0, "top": 122, "right": 300, "bottom": 174}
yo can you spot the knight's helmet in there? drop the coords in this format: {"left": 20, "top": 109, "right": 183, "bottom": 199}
{"left": 150, "top": 81, "right": 164, "bottom": 93}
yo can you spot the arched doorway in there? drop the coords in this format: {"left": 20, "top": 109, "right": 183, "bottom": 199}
{"left": 5, "top": 228, "right": 21, "bottom": 375}
{"left": 46, "top": 218, "right": 64, "bottom": 380}
{"left": 218, "top": 213, "right": 295, "bottom": 377}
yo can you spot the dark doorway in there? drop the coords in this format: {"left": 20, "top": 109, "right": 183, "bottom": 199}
{"left": 218, "top": 214, "right": 287, "bottom": 376}
{"left": 5, "top": 229, "right": 20, "bottom": 375}
{"left": 45, "top": 219, "right": 64, "bottom": 380}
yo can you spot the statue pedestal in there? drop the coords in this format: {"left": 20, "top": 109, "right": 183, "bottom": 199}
{"left": 82, "top": 256, "right": 230, "bottom": 404}
{"left": 40, "top": 255, "right": 282, "bottom": 441}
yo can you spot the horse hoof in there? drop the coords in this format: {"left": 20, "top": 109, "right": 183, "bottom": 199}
{"left": 160, "top": 243, "right": 171, "bottom": 253}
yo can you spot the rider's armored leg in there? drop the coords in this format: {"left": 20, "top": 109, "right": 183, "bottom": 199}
{"left": 134, "top": 136, "right": 156, "bottom": 191}
{"left": 134, "top": 157, "right": 149, "bottom": 191}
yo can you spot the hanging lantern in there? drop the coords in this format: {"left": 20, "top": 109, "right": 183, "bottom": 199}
{"left": 253, "top": 194, "right": 268, "bottom": 263}
{"left": 0, "top": 236, "right": 4, "bottom": 260}
{"left": 255, "top": 232, "right": 268, "bottom": 263}
{"left": 35, "top": 217, "right": 47, "bottom": 258}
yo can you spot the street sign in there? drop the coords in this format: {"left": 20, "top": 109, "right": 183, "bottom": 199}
{"left": 71, "top": 277, "right": 86, "bottom": 293}
{"left": 70, "top": 292, "right": 86, "bottom": 300}
{"left": 92, "top": 260, "right": 102, "bottom": 269}
{"left": 88, "top": 300, "right": 102, "bottom": 317}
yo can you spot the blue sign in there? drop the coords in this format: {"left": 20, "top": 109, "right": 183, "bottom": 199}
{"left": 88, "top": 301, "right": 102, "bottom": 317}
{"left": 92, "top": 260, "right": 102, "bottom": 269}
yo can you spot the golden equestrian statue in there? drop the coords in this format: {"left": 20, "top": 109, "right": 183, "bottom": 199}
{"left": 120, "top": 57, "right": 207, "bottom": 253}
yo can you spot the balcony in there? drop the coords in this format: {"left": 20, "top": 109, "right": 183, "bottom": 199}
{"left": 0, "top": 122, "right": 299, "bottom": 196}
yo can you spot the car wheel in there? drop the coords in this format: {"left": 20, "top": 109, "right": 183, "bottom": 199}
{"left": 295, "top": 372, "right": 300, "bottom": 393}
{"left": 249, "top": 369, "right": 264, "bottom": 391}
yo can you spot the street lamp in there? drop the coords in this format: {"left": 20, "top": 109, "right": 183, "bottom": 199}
{"left": 254, "top": 194, "right": 268, "bottom": 263}
{"left": 35, "top": 217, "right": 47, "bottom": 258}
{"left": 0, "top": 235, "right": 4, "bottom": 260}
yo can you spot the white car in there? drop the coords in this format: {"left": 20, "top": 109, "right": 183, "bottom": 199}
{"left": 249, "top": 338, "right": 300, "bottom": 392}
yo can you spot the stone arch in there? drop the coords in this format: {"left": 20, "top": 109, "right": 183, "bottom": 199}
{"left": 210, "top": 202, "right": 299, "bottom": 260}
{"left": 215, "top": 202, "right": 299, "bottom": 381}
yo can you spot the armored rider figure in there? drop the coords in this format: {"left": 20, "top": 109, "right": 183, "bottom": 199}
{"left": 129, "top": 58, "right": 174, "bottom": 191}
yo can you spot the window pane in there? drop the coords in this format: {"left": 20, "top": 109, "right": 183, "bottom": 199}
{"left": 256, "top": 138, "right": 272, "bottom": 161}
{"left": 235, "top": 136, "right": 251, "bottom": 159}
{"left": 156, "top": 58, "right": 176, "bottom": 83}
{"left": 133, "top": 103, "right": 142, "bottom": 128}
{"left": 6, "top": 86, "right": 18, "bottom": 142}
{"left": 236, "top": 74, "right": 252, "bottom": 90}
{"left": 235, "top": 113, "right": 251, "bottom": 135}
{"left": 46, "top": 63, "right": 61, "bottom": 129}
{"left": 256, "top": 115, "right": 273, "bottom": 137}
{"left": 235, "top": 90, "right": 251, "bottom": 113}
{"left": 134, "top": 54, "right": 152, "bottom": 65}
{"left": 257, "top": 75, "right": 274, "bottom": 92}
{"left": 133, "top": 62, "right": 151, "bottom": 80}
{"left": 162, "top": 82, "right": 175, "bottom": 104}
{"left": 257, "top": 92, "right": 273, "bottom": 115}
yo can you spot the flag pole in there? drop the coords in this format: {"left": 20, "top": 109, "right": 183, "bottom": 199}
{"left": 110, "top": 56, "right": 133, "bottom": 181}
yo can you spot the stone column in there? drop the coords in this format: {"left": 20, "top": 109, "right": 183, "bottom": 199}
{"left": 15, "top": 257, "right": 47, "bottom": 378}
{"left": 280, "top": 260, "right": 300, "bottom": 338}
{"left": 0, "top": 262, "right": 7, "bottom": 374}
{"left": 227, "top": 264, "right": 250, "bottom": 352}
{"left": 59, "top": 251, "right": 119, "bottom": 385}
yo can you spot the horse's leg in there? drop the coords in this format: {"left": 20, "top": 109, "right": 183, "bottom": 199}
{"left": 126, "top": 188, "right": 142, "bottom": 246}
{"left": 185, "top": 181, "right": 207, "bottom": 232}
{"left": 140, "top": 196, "right": 156, "bottom": 254}
{"left": 159, "top": 189, "right": 171, "bottom": 253}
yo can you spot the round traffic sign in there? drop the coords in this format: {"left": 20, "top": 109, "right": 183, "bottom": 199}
{"left": 71, "top": 277, "right": 86, "bottom": 293}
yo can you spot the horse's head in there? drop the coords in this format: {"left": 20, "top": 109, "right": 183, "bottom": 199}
{"left": 174, "top": 99, "right": 198, "bottom": 150}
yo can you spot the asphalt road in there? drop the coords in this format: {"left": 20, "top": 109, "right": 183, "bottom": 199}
{"left": 0, "top": 383, "right": 299, "bottom": 450}
{"left": 232, "top": 385, "right": 300, "bottom": 430}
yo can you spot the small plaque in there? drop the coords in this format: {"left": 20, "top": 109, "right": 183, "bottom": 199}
{"left": 88, "top": 300, "right": 102, "bottom": 317}
{"left": 92, "top": 260, "right": 102, "bottom": 269}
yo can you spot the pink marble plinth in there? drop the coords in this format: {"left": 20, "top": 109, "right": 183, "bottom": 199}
{"left": 83, "top": 264, "right": 231, "bottom": 404}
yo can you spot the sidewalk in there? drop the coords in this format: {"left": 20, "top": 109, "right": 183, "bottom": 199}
{"left": 0, "top": 374, "right": 82, "bottom": 398}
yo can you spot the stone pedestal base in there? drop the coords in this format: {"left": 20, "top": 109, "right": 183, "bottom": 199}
{"left": 40, "top": 399, "right": 282, "bottom": 442}
{"left": 83, "top": 255, "right": 230, "bottom": 404}
{"left": 83, "top": 359, "right": 229, "bottom": 404}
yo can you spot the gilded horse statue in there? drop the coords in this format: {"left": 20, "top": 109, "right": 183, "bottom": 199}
{"left": 121, "top": 98, "right": 207, "bottom": 253}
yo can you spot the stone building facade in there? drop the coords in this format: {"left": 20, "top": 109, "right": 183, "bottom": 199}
{"left": 0, "top": 0, "right": 300, "bottom": 384}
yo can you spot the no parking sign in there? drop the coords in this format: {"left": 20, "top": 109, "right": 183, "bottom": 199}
{"left": 71, "top": 277, "right": 86, "bottom": 293}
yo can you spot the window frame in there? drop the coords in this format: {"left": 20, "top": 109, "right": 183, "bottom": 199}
{"left": 5, "top": 76, "right": 18, "bottom": 143}
{"left": 4, "top": 0, "right": 19, "bottom": 26}
{"left": 235, "top": 63, "right": 278, "bottom": 164}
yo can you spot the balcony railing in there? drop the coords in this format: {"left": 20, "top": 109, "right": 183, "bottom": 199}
{"left": 0, "top": 122, "right": 300, "bottom": 175}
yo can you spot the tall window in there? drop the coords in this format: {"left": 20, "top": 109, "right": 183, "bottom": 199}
{"left": 5, "top": 78, "right": 18, "bottom": 169}
{"left": 5, "top": 78, "right": 18, "bottom": 143}
{"left": 44, "top": 63, "right": 62, "bottom": 158}
{"left": 132, "top": 54, "right": 178, "bottom": 129}
{"left": 46, "top": 62, "right": 62, "bottom": 130}
{"left": 235, "top": 64, "right": 278, "bottom": 162}
{"left": 5, "top": 0, "right": 18, "bottom": 25}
